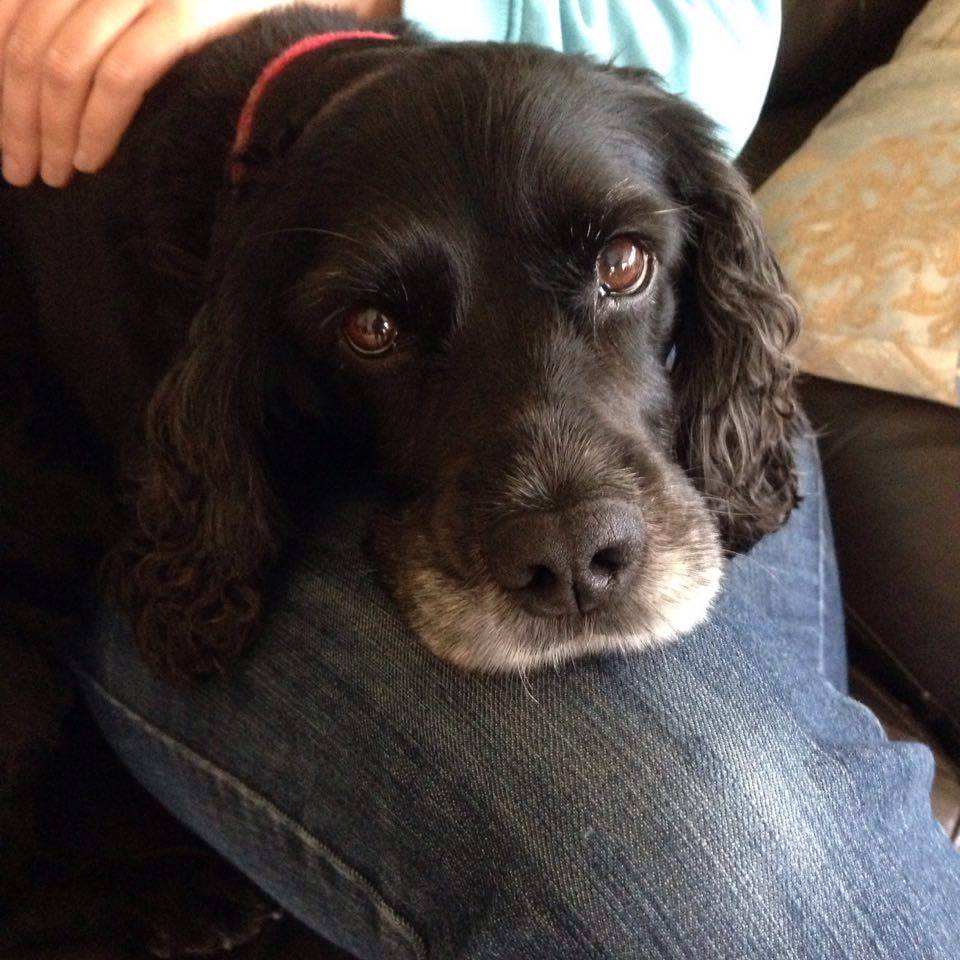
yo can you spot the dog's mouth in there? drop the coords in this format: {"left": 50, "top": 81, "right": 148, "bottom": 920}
{"left": 373, "top": 466, "right": 724, "bottom": 673}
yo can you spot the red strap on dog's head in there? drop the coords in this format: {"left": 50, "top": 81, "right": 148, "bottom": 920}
{"left": 230, "top": 30, "right": 397, "bottom": 184}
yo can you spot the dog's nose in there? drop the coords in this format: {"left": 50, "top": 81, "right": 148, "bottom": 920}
{"left": 486, "top": 500, "right": 645, "bottom": 617}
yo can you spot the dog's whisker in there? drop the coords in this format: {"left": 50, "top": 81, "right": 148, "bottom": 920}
{"left": 518, "top": 668, "right": 541, "bottom": 704}
{"left": 648, "top": 204, "right": 694, "bottom": 216}
{"left": 252, "top": 226, "right": 364, "bottom": 246}
{"left": 736, "top": 552, "right": 789, "bottom": 582}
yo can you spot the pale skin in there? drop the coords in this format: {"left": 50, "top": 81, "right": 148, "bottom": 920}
{"left": 0, "top": 0, "right": 400, "bottom": 188}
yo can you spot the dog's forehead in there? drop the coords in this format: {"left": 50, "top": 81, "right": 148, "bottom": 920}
{"left": 295, "top": 44, "right": 674, "bottom": 233}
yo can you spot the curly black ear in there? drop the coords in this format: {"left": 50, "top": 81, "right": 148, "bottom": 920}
{"left": 99, "top": 16, "right": 422, "bottom": 679}
{"left": 663, "top": 108, "right": 801, "bottom": 552}
{"left": 104, "top": 279, "right": 280, "bottom": 681}
{"left": 604, "top": 66, "right": 801, "bottom": 551}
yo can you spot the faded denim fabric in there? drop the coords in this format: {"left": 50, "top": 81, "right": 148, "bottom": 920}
{"left": 73, "top": 436, "right": 960, "bottom": 959}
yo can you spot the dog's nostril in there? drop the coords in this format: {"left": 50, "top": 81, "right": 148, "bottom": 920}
{"left": 527, "top": 565, "right": 558, "bottom": 593}
{"left": 590, "top": 545, "right": 628, "bottom": 577}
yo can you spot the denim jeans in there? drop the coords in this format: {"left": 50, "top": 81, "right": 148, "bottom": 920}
{"left": 72, "top": 436, "right": 960, "bottom": 959}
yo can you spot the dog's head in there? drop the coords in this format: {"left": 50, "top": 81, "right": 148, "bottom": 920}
{"left": 115, "top": 28, "right": 799, "bottom": 676}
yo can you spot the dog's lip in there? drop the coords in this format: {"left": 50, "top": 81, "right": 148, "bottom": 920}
{"left": 497, "top": 590, "right": 626, "bottom": 633}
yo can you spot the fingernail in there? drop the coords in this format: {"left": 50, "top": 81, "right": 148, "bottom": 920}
{"left": 2, "top": 153, "right": 29, "bottom": 186}
{"left": 40, "top": 159, "right": 70, "bottom": 188}
{"left": 73, "top": 147, "right": 95, "bottom": 173}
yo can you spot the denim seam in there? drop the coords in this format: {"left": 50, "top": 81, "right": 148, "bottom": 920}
{"left": 816, "top": 455, "right": 826, "bottom": 677}
{"left": 77, "top": 669, "right": 429, "bottom": 960}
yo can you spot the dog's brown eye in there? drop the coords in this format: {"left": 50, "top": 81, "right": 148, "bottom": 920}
{"left": 342, "top": 307, "right": 398, "bottom": 356}
{"left": 596, "top": 236, "right": 654, "bottom": 296}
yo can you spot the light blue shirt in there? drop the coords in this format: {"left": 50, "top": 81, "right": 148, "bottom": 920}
{"left": 401, "top": 1, "right": 781, "bottom": 156}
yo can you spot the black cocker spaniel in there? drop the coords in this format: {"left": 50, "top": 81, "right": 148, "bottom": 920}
{"left": 0, "top": 4, "right": 798, "bottom": 951}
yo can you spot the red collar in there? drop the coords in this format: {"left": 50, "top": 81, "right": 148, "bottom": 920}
{"left": 230, "top": 30, "right": 397, "bottom": 183}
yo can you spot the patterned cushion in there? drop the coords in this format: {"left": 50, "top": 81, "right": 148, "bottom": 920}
{"left": 756, "top": 0, "right": 960, "bottom": 407}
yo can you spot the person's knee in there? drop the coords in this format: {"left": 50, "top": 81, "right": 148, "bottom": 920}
{"left": 424, "top": 675, "right": 901, "bottom": 957}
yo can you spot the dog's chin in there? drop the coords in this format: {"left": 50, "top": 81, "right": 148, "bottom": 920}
{"left": 377, "top": 503, "right": 725, "bottom": 674}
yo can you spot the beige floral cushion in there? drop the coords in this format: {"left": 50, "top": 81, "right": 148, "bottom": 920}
{"left": 756, "top": 0, "right": 960, "bottom": 407}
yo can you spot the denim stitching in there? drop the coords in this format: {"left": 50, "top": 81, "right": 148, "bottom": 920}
{"left": 76, "top": 669, "right": 428, "bottom": 960}
{"left": 816, "top": 452, "right": 826, "bottom": 678}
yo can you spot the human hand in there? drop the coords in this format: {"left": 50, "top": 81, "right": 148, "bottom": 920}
{"left": 0, "top": 0, "right": 400, "bottom": 188}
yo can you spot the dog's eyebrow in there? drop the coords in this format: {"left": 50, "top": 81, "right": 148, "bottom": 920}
{"left": 258, "top": 225, "right": 411, "bottom": 311}
{"left": 598, "top": 185, "right": 686, "bottom": 231}
{"left": 546, "top": 186, "right": 683, "bottom": 260}
{"left": 294, "top": 222, "right": 464, "bottom": 328}
{"left": 524, "top": 170, "right": 678, "bottom": 236}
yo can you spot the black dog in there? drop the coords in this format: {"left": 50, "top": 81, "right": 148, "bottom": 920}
{"left": 0, "top": 3, "right": 799, "bottom": 950}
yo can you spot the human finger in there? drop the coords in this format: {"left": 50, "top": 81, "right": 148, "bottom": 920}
{"left": 1, "top": 0, "right": 84, "bottom": 185}
{"left": 37, "top": 0, "right": 148, "bottom": 186}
